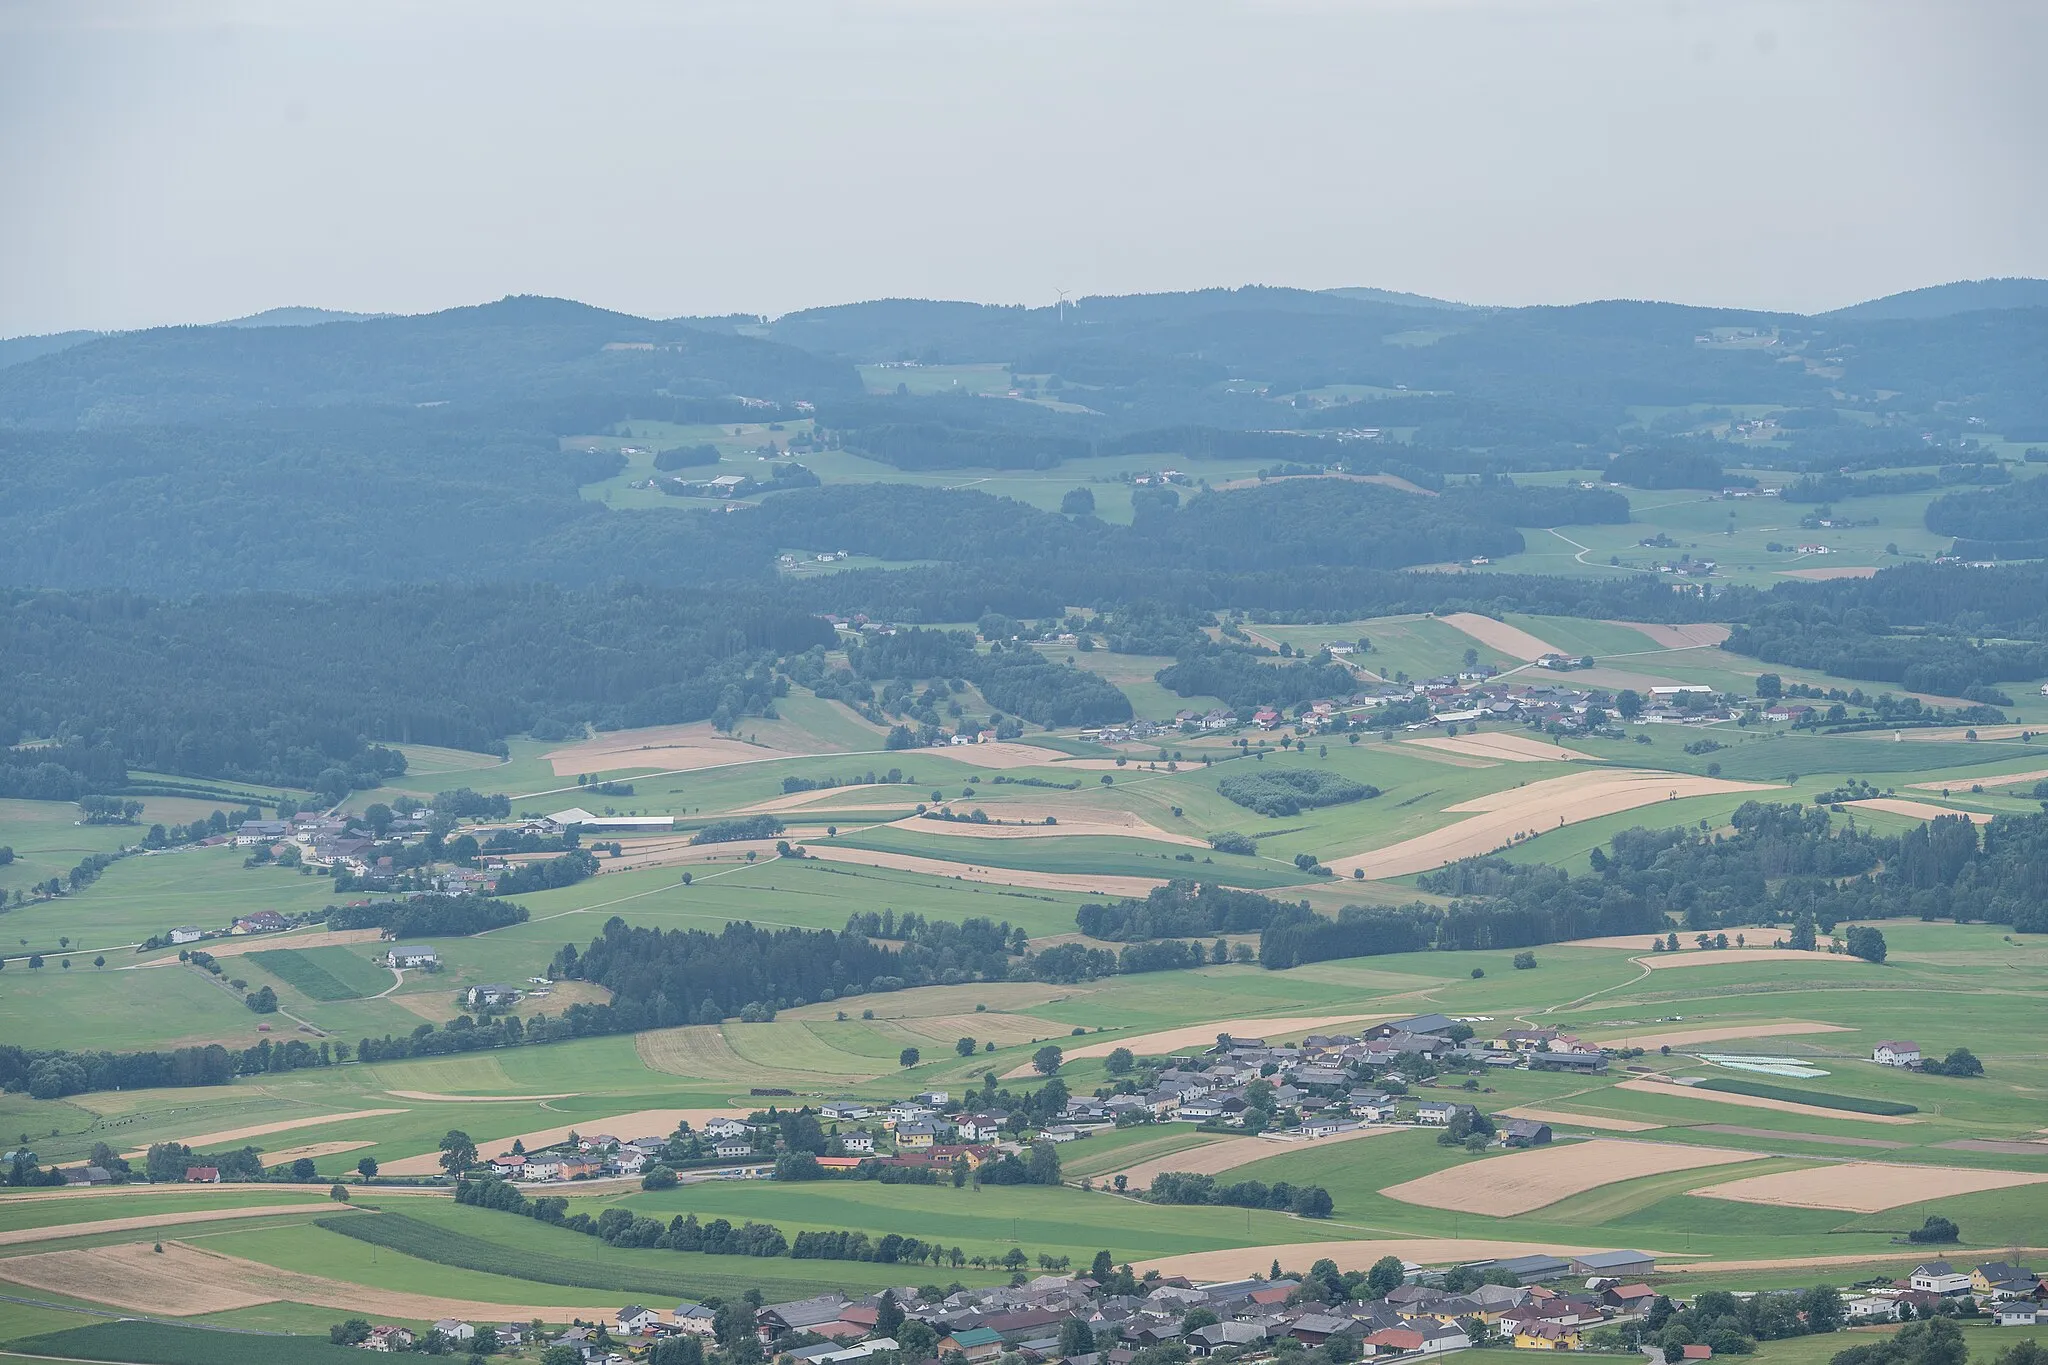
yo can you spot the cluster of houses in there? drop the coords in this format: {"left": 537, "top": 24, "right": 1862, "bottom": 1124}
{"left": 351, "top": 1255, "right": 2048, "bottom": 1360}
{"left": 1053, "top": 1015, "right": 1605, "bottom": 1142}
{"left": 540, "top": 1256, "right": 1670, "bottom": 1363}
{"left": 473, "top": 1016, "right": 1615, "bottom": 1194}
{"left": 351, "top": 1319, "right": 531, "bottom": 1353}
{"left": 486, "top": 1129, "right": 679, "bottom": 1183}
{"left": 1841, "top": 1261, "right": 2048, "bottom": 1328}
{"left": 230, "top": 808, "right": 498, "bottom": 892}
{"left": 473, "top": 1015, "right": 1622, "bottom": 1192}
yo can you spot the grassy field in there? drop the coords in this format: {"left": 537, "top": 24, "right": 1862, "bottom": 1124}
{"left": 6, "top": 1321, "right": 371, "bottom": 1365}
{"left": 244, "top": 948, "right": 393, "bottom": 1002}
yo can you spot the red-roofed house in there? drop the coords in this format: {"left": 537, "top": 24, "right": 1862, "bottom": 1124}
{"left": 185, "top": 1166, "right": 220, "bottom": 1183}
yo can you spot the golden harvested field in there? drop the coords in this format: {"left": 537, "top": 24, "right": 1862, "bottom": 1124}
{"left": 1612, "top": 1078, "right": 1922, "bottom": 1124}
{"left": 1583, "top": 1021, "right": 1853, "bottom": 1051}
{"left": 1497, "top": 1107, "right": 1662, "bottom": 1133}
{"left": 1639, "top": 948, "right": 1871, "bottom": 971}
{"left": 1693, "top": 1161, "right": 2048, "bottom": 1213}
{"left": 1402, "top": 733, "right": 1593, "bottom": 763}
{"left": 1437, "top": 612, "right": 1562, "bottom": 661}
{"left": 0, "top": 1205, "right": 328, "bottom": 1247}
{"left": 1845, "top": 799, "right": 1994, "bottom": 824}
{"left": 1331, "top": 770, "right": 1774, "bottom": 880}
{"left": 1108, "top": 1127, "right": 1399, "bottom": 1191}
{"left": 0, "top": 1239, "right": 621, "bottom": 1321}
{"left": 1137, "top": 1237, "right": 1642, "bottom": 1282}
{"left": 118, "top": 1108, "right": 409, "bottom": 1160}
{"left": 1909, "top": 767, "right": 2048, "bottom": 792}
{"left": 0, "top": 1243, "right": 278, "bottom": 1314}
{"left": 1379, "top": 1138, "right": 1764, "bottom": 1216}
{"left": 379, "top": 1108, "right": 737, "bottom": 1175}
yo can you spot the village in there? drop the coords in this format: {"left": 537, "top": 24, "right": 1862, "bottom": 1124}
{"left": 336, "top": 1251, "right": 2048, "bottom": 1362}
{"left": 462, "top": 1015, "right": 1611, "bottom": 1195}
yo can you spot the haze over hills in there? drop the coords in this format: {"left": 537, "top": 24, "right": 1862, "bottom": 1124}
{"left": 211, "top": 305, "right": 395, "bottom": 328}
{"left": 1823, "top": 277, "right": 2048, "bottom": 321}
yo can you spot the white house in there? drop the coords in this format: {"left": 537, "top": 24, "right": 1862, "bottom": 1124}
{"left": 1874, "top": 1040, "right": 1921, "bottom": 1068}
{"left": 384, "top": 945, "right": 440, "bottom": 969}
{"left": 1996, "top": 1306, "right": 2040, "bottom": 1328}
{"left": 714, "top": 1139, "right": 755, "bottom": 1160}
{"left": 432, "top": 1320, "right": 476, "bottom": 1342}
{"left": 703, "top": 1117, "right": 750, "bottom": 1139}
{"left": 167, "top": 927, "right": 207, "bottom": 945}
{"left": 1909, "top": 1263, "right": 1972, "bottom": 1295}
{"left": 1845, "top": 1298, "right": 1901, "bottom": 1323}
{"left": 954, "top": 1115, "right": 1003, "bottom": 1143}
{"left": 838, "top": 1132, "right": 875, "bottom": 1154}
{"left": 618, "top": 1306, "right": 663, "bottom": 1335}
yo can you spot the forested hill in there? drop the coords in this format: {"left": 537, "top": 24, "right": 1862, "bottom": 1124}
{"left": 0, "top": 585, "right": 830, "bottom": 794}
{"left": 1823, "top": 277, "right": 2048, "bottom": 321}
{"left": 0, "top": 409, "right": 757, "bottom": 590}
{"left": 0, "top": 295, "right": 857, "bottom": 427}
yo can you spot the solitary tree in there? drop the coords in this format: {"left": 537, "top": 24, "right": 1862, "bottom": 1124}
{"left": 955, "top": 1036, "right": 978, "bottom": 1057}
{"left": 898, "top": 1047, "right": 920, "bottom": 1068}
{"left": 1031, "top": 1045, "right": 1063, "bottom": 1076}
{"left": 1845, "top": 925, "right": 1888, "bottom": 963}
{"left": 438, "top": 1129, "right": 478, "bottom": 1176}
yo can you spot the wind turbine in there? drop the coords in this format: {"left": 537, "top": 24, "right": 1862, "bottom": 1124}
{"left": 1055, "top": 289, "right": 1069, "bottom": 323}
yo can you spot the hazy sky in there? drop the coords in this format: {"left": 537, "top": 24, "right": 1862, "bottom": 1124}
{"left": 3, "top": 0, "right": 2044, "bottom": 334}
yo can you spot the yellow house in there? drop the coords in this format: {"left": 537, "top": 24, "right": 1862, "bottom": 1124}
{"left": 895, "top": 1122, "right": 938, "bottom": 1149}
{"left": 1514, "top": 1324, "right": 1582, "bottom": 1350}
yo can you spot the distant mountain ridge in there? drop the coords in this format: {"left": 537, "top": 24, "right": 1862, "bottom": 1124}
{"left": 0, "top": 294, "right": 858, "bottom": 427}
{"left": 1824, "top": 277, "right": 2048, "bottom": 321}
{"left": 213, "top": 306, "right": 394, "bottom": 327}
{"left": 1320, "top": 286, "right": 1479, "bottom": 312}
{"left": 0, "top": 330, "right": 106, "bottom": 371}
